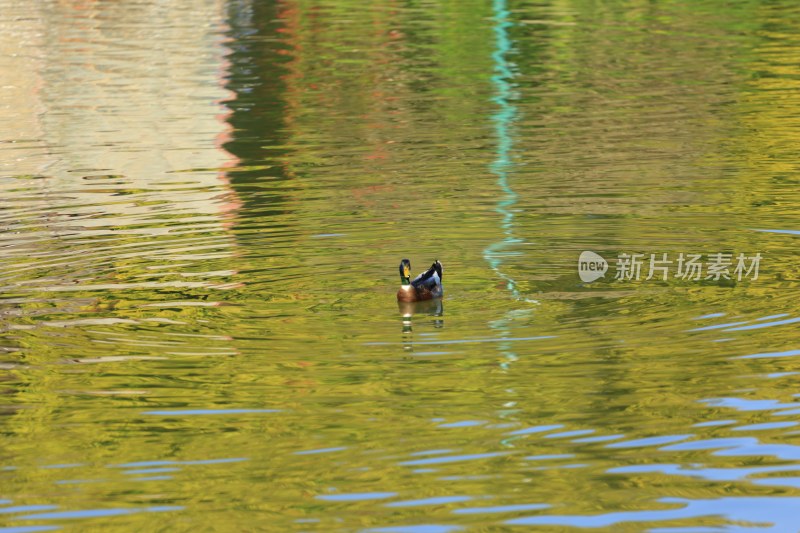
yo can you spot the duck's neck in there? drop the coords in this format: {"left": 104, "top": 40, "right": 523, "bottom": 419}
{"left": 400, "top": 277, "right": 410, "bottom": 286}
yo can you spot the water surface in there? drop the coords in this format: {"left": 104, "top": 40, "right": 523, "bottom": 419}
{"left": 1, "top": 0, "right": 800, "bottom": 531}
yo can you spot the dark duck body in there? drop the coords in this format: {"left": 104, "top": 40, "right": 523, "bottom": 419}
{"left": 396, "top": 259, "right": 443, "bottom": 302}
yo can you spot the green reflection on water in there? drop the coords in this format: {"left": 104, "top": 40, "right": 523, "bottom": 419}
{"left": 484, "top": 0, "right": 528, "bottom": 303}
{"left": 0, "top": 0, "right": 799, "bottom": 531}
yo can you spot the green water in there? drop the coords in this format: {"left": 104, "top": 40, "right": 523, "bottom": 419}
{"left": 1, "top": 0, "right": 800, "bottom": 531}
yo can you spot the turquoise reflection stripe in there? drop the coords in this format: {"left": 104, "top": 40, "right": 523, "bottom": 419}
{"left": 483, "top": 0, "right": 532, "bottom": 303}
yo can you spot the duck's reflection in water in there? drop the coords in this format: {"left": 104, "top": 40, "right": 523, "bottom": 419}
{"left": 399, "top": 299, "right": 443, "bottom": 352}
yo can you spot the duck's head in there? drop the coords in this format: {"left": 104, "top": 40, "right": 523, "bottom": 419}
{"left": 399, "top": 259, "right": 411, "bottom": 285}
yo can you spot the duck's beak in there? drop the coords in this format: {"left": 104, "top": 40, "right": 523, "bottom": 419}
{"left": 403, "top": 266, "right": 410, "bottom": 278}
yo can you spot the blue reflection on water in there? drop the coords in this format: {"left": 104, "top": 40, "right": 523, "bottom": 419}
{"left": 544, "top": 429, "right": 594, "bottom": 440}
{"left": 609, "top": 463, "right": 800, "bottom": 482}
{"left": 693, "top": 312, "right": 727, "bottom": 320}
{"left": 732, "top": 421, "right": 797, "bottom": 432}
{"left": 661, "top": 437, "right": 757, "bottom": 452}
{"left": 702, "top": 397, "right": 796, "bottom": 411}
{"left": 123, "top": 467, "right": 180, "bottom": 475}
{"left": 753, "top": 228, "right": 800, "bottom": 235}
{"left": 0, "top": 507, "right": 58, "bottom": 516}
{"left": 693, "top": 420, "right": 736, "bottom": 427}
{"left": 755, "top": 313, "right": 791, "bottom": 322}
{"left": 294, "top": 447, "right": 347, "bottom": 456}
{"left": 687, "top": 321, "right": 750, "bottom": 332}
{"left": 365, "top": 526, "right": 462, "bottom": 533}
{"left": 0, "top": 527, "right": 60, "bottom": 533}
{"left": 437, "top": 421, "right": 486, "bottom": 429}
{"left": 753, "top": 477, "right": 800, "bottom": 488}
{"left": 572, "top": 434, "right": 625, "bottom": 443}
{"left": 606, "top": 435, "right": 691, "bottom": 449}
{"left": 385, "top": 496, "right": 473, "bottom": 508}
{"left": 506, "top": 424, "right": 563, "bottom": 436}
{"left": 409, "top": 449, "right": 454, "bottom": 457}
{"left": 735, "top": 348, "right": 800, "bottom": 360}
{"left": 181, "top": 458, "right": 248, "bottom": 465}
{"left": 452, "top": 503, "right": 549, "bottom": 515}
{"left": 399, "top": 452, "right": 509, "bottom": 467}
{"left": 506, "top": 496, "right": 800, "bottom": 528}
{"left": 725, "top": 316, "right": 800, "bottom": 331}
{"left": 524, "top": 454, "right": 574, "bottom": 461}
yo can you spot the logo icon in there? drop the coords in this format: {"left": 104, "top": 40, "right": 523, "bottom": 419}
{"left": 578, "top": 251, "right": 608, "bottom": 283}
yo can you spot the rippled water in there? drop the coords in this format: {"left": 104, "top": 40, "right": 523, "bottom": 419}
{"left": 2, "top": 0, "right": 800, "bottom": 531}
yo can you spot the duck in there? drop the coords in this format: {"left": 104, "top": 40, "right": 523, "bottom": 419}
{"left": 397, "top": 259, "right": 443, "bottom": 302}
